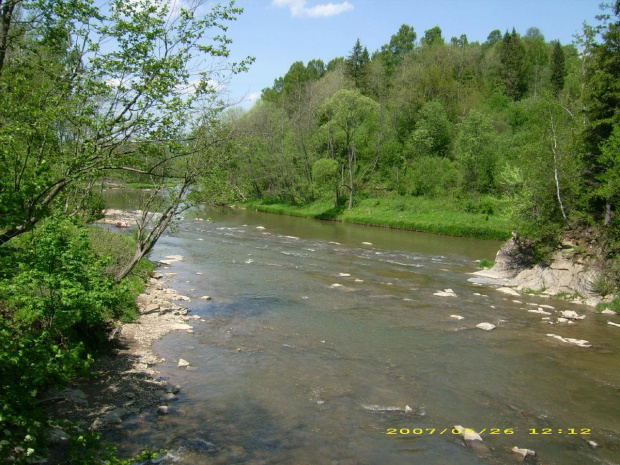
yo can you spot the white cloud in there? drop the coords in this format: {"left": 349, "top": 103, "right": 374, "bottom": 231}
{"left": 273, "top": 0, "right": 354, "bottom": 18}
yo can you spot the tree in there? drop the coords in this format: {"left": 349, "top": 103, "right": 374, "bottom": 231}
{"left": 422, "top": 26, "right": 444, "bottom": 47}
{"left": 404, "top": 101, "right": 453, "bottom": 159}
{"left": 346, "top": 38, "right": 370, "bottom": 90}
{"left": 321, "top": 89, "right": 379, "bottom": 209}
{"left": 379, "top": 24, "right": 416, "bottom": 72}
{"left": 454, "top": 110, "right": 498, "bottom": 193}
{"left": 523, "top": 27, "right": 549, "bottom": 97}
{"left": 0, "top": 0, "right": 252, "bottom": 250}
{"left": 500, "top": 28, "right": 527, "bottom": 100}
{"left": 582, "top": 0, "right": 620, "bottom": 223}
{"left": 485, "top": 29, "right": 502, "bottom": 48}
{"left": 596, "top": 123, "right": 620, "bottom": 225}
{"left": 550, "top": 41, "right": 566, "bottom": 96}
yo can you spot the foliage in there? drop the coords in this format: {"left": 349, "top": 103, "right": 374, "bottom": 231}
{"left": 0, "top": 215, "right": 154, "bottom": 463}
{"left": 0, "top": 0, "right": 253, "bottom": 247}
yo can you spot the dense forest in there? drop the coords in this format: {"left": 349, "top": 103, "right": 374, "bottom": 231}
{"left": 202, "top": 6, "right": 619, "bottom": 260}
{"left": 0, "top": 0, "right": 618, "bottom": 462}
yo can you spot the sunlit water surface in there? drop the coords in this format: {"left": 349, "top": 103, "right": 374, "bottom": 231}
{"left": 101, "top": 192, "right": 620, "bottom": 465}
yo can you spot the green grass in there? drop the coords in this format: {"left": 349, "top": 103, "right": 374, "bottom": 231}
{"left": 245, "top": 196, "right": 512, "bottom": 240}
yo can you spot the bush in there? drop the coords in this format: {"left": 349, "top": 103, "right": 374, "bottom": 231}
{"left": 0, "top": 215, "right": 153, "bottom": 463}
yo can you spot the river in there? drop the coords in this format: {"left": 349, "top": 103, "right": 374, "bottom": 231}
{"left": 102, "top": 192, "right": 620, "bottom": 465}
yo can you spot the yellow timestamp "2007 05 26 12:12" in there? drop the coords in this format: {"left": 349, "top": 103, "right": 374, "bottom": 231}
{"left": 385, "top": 428, "right": 591, "bottom": 435}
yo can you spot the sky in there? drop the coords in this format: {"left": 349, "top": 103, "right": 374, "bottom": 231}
{"left": 221, "top": 0, "right": 605, "bottom": 108}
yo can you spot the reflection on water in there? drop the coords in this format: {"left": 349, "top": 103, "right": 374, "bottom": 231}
{"left": 102, "top": 195, "right": 620, "bottom": 465}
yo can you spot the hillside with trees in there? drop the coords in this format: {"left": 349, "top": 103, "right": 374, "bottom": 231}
{"left": 198, "top": 4, "right": 619, "bottom": 299}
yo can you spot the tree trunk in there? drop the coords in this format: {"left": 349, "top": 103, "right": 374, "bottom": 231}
{"left": 348, "top": 146, "right": 354, "bottom": 210}
{"left": 605, "top": 196, "right": 612, "bottom": 226}
{"left": 549, "top": 111, "right": 569, "bottom": 223}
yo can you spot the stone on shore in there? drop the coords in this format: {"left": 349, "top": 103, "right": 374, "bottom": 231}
{"left": 144, "top": 303, "right": 160, "bottom": 313}
{"left": 608, "top": 321, "right": 620, "bottom": 328}
{"left": 476, "top": 322, "right": 496, "bottom": 331}
{"left": 601, "top": 309, "right": 616, "bottom": 315}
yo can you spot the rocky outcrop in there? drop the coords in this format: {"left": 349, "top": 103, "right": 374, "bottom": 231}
{"left": 472, "top": 240, "right": 608, "bottom": 307}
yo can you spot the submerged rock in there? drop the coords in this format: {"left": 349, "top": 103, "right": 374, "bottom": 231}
{"left": 497, "top": 287, "right": 520, "bottom": 296}
{"left": 546, "top": 334, "right": 591, "bottom": 347}
{"left": 182, "top": 438, "right": 217, "bottom": 452}
{"left": 454, "top": 425, "right": 483, "bottom": 443}
{"left": 157, "top": 406, "right": 169, "bottom": 415}
{"left": 560, "top": 310, "right": 586, "bottom": 320}
{"left": 511, "top": 446, "right": 536, "bottom": 461}
{"left": 434, "top": 289, "right": 457, "bottom": 297}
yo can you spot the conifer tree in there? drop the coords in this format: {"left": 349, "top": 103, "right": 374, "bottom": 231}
{"left": 550, "top": 41, "right": 566, "bottom": 97}
{"left": 500, "top": 28, "right": 527, "bottom": 100}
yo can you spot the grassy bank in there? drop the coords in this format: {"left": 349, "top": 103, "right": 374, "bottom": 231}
{"left": 245, "top": 196, "right": 512, "bottom": 240}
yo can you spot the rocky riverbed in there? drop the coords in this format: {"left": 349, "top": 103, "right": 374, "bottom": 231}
{"left": 43, "top": 259, "right": 201, "bottom": 463}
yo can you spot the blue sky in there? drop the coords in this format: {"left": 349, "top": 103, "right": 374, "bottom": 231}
{"left": 223, "top": 0, "right": 605, "bottom": 108}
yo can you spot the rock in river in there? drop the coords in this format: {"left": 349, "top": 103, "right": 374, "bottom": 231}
{"left": 476, "top": 322, "right": 496, "bottom": 331}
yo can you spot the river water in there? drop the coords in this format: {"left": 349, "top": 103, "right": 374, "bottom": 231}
{"left": 103, "top": 192, "right": 620, "bottom": 465}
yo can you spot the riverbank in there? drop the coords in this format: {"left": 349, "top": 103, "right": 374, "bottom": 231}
{"left": 471, "top": 238, "right": 618, "bottom": 309}
{"left": 44, "top": 264, "right": 200, "bottom": 462}
{"left": 245, "top": 196, "right": 511, "bottom": 240}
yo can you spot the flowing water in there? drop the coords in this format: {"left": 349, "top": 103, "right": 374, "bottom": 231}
{"left": 102, "top": 192, "right": 620, "bottom": 465}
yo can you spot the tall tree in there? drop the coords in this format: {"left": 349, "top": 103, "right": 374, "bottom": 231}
{"left": 550, "top": 41, "right": 566, "bottom": 96}
{"left": 379, "top": 24, "right": 416, "bottom": 72}
{"left": 500, "top": 28, "right": 527, "bottom": 100}
{"left": 321, "top": 89, "right": 379, "bottom": 209}
{"left": 346, "top": 38, "right": 370, "bottom": 90}
{"left": 422, "top": 26, "right": 444, "bottom": 47}
{"left": 582, "top": 0, "right": 620, "bottom": 223}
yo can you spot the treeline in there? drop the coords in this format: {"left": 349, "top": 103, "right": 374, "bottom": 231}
{"left": 211, "top": 6, "right": 619, "bottom": 258}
